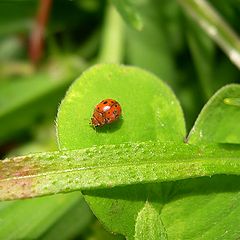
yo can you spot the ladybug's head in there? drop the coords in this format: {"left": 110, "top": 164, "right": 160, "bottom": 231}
{"left": 91, "top": 116, "right": 101, "bottom": 128}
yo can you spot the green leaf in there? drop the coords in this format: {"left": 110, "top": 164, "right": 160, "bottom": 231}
{"left": 2, "top": 141, "right": 240, "bottom": 200}
{"left": 161, "top": 175, "right": 240, "bottom": 239}
{"left": 188, "top": 84, "right": 240, "bottom": 144}
{"left": 0, "top": 56, "right": 85, "bottom": 144}
{"left": 135, "top": 202, "right": 167, "bottom": 240}
{"left": 0, "top": 2, "right": 36, "bottom": 34}
{"left": 161, "top": 83, "right": 240, "bottom": 239}
{"left": 0, "top": 192, "right": 90, "bottom": 240}
{"left": 57, "top": 64, "right": 186, "bottom": 149}
{"left": 56, "top": 63, "right": 185, "bottom": 239}
{"left": 56, "top": 64, "right": 240, "bottom": 239}
{"left": 0, "top": 74, "right": 60, "bottom": 143}
{"left": 2, "top": 142, "right": 240, "bottom": 238}
{"left": 40, "top": 194, "right": 92, "bottom": 240}
{"left": 111, "top": 0, "right": 143, "bottom": 31}
{"left": 0, "top": 126, "right": 92, "bottom": 240}
{"left": 3, "top": 64, "right": 240, "bottom": 239}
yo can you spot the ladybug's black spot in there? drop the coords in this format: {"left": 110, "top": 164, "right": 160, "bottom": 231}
{"left": 97, "top": 107, "right": 100, "bottom": 109}
{"left": 103, "top": 101, "right": 108, "bottom": 104}
{"left": 115, "top": 104, "right": 118, "bottom": 107}
{"left": 108, "top": 112, "right": 110, "bottom": 114}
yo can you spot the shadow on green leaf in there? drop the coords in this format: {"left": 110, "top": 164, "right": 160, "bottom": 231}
{"left": 95, "top": 118, "right": 124, "bottom": 134}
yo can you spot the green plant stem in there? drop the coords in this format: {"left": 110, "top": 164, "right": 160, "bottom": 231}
{"left": 178, "top": 0, "right": 240, "bottom": 69}
{"left": 1, "top": 141, "right": 240, "bottom": 201}
{"left": 98, "top": 4, "right": 125, "bottom": 63}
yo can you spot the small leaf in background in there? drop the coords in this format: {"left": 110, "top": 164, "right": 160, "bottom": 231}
{"left": 135, "top": 202, "right": 167, "bottom": 240}
{"left": 111, "top": 0, "right": 143, "bottom": 31}
{"left": 0, "top": 192, "right": 92, "bottom": 240}
{"left": 0, "top": 73, "right": 65, "bottom": 145}
{"left": 0, "top": 2, "right": 36, "bottom": 35}
{"left": 0, "top": 55, "right": 85, "bottom": 146}
{"left": 40, "top": 194, "right": 93, "bottom": 240}
{"left": 188, "top": 84, "right": 240, "bottom": 144}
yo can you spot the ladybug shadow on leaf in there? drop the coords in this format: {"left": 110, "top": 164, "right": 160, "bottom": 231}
{"left": 94, "top": 117, "right": 124, "bottom": 133}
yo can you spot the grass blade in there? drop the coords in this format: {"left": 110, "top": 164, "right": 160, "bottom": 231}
{"left": 1, "top": 141, "right": 240, "bottom": 201}
{"left": 179, "top": 0, "right": 240, "bottom": 69}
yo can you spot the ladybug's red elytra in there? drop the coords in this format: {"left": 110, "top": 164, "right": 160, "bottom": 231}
{"left": 91, "top": 99, "right": 122, "bottom": 127}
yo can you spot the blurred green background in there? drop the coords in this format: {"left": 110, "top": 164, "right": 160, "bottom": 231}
{"left": 0, "top": 0, "right": 239, "bottom": 239}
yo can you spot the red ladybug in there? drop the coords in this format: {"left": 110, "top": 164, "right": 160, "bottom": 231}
{"left": 91, "top": 99, "right": 122, "bottom": 127}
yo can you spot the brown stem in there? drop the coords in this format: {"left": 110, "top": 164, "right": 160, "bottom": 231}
{"left": 29, "top": 0, "right": 52, "bottom": 65}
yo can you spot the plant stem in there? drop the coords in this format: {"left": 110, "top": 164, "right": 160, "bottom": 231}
{"left": 98, "top": 4, "right": 125, "bottom": 63}
{"left": 29, "top": 0, "right": 52, "bottom": 65}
